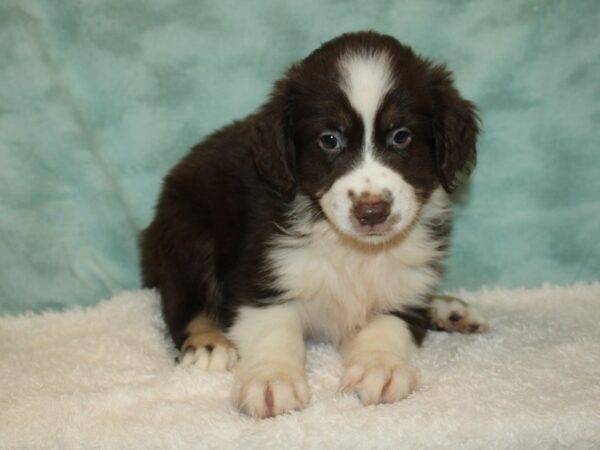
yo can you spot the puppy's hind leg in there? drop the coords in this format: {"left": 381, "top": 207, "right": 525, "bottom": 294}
{"left": 428, "top": 295, "right": 488, "bottom": 334}
{"left": 178, "top": 316, "right": 238, "bottom": 371}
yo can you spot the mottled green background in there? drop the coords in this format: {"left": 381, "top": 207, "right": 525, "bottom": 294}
{"left": 1, "top": 0, "right": 599, "bottom": 314}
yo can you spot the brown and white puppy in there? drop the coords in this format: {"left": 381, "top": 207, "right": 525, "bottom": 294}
{"left": 140, "top": 31, "right": 486, "bottom": 418}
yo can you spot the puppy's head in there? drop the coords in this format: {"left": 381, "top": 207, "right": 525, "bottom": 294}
{"left": 252, "top": 31, "right": 479, "bottom": 244}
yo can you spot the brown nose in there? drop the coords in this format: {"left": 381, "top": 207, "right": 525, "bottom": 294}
{"left": 353, "top": 201, "right": 391, "bottom": 226}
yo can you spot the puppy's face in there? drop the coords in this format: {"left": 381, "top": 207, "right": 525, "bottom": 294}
{"left": 253, "top": 33, "right": 479, "bottom": 244}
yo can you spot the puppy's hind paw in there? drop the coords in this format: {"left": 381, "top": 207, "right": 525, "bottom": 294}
{"left": 430, "top": 295, "right": 488, "bottom": 334}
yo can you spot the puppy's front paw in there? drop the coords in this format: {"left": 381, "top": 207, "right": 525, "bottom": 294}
{"left": 178, "top": 316, "right": 238, "bottom": 370}
{"left": 430, "top": 295, "right": 488, "bottom": 333}
{"left": 341, "top": 354, "right": 418, "bottom": 405}
{"left": 232, "top": 363, "right": 310, "bottom": 418}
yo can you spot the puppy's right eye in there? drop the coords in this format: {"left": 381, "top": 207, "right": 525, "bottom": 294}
{"left": 318, "top": 132, "right": 342, "bottom": 152}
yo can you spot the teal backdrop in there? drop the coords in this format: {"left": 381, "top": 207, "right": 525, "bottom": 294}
{"left": 1, "top": 0, "right": 599, "bottom": 314}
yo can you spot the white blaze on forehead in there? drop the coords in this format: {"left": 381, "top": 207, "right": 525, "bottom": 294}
{"left": 338, "top": 51, "right": 394, "bottom": 157}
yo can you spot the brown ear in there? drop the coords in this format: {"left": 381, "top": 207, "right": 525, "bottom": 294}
{"left": 251, "top": 81, "right": 296, "bottom": 202}
{"left": 430, "top": 66, "right": 480, "bottom": 192}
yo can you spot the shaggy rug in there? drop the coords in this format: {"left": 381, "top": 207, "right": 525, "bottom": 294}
{"left": 1, "top": 283, "right": 599, "bottom": 449}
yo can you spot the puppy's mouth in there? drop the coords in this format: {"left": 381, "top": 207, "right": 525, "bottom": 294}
{"left": 351, "top": 213, "right": 401, "bottom": 236}
{"left": 321, "top": 212, "right": 402, "bottom": 246}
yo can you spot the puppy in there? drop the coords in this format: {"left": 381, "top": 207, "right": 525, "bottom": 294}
{"left": 140, "top": 31, "right": 486, "bottom": 418}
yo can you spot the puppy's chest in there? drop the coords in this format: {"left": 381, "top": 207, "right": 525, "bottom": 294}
{"left": 267, "top": 224, "right": 439, "bottom": 344}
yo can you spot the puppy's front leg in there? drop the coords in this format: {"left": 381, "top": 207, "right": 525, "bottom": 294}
{"left": 227, "top": 303, "right": 309, "bottom": 418}
{"left": 341, "top": 315, "right": 418, "bottom": 405}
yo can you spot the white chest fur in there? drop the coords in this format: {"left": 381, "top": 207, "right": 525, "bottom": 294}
{"left": 267, "top": 189, "right": 450, "bottom": 345}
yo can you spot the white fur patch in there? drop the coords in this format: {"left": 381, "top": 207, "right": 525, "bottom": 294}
{"left": 338, "top": 50, "right": 394, "bottom": 155}
{"left": 268, "top": 189, "right": 451, "bottom": 346}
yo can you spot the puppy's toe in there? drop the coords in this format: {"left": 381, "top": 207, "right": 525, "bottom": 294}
{"left": 430, "top": 295, "right": 488, "bottom": 333}
{"left": 179, "top": 344, "right": 238, "bottom": 370}
{"left": 342, "top": 361, "right": 418, "bottom": 405}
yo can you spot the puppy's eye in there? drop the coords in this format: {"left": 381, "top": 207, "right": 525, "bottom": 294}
{"left": 318, "top": 132, "right": 342, "bottom": 152}
{"left": 389, "top": 127, "right": 412, "bottom": 149}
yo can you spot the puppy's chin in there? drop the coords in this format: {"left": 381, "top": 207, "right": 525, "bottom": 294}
{"left": 349, "top": 232, "right": 396, "bottom": 246}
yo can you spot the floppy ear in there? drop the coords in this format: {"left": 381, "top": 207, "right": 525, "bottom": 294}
{"left": 430, "top": 66, "right": 480, "bottom": 192}
{"left": 251, "top": 80, "right": 297, "bottom": 202}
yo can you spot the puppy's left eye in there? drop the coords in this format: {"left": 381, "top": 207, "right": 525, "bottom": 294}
{"left": 389, "top": 127, "right": 412, "bottom": 149}
{"left": 318, "top": 131, "right": 343, "bottom": 152}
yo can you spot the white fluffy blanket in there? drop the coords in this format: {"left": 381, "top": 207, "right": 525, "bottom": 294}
{"left": 2, "top": 284, "right": 600, "bottom": 449}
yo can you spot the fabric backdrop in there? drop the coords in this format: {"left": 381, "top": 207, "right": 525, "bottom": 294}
{"left": 1, "top": 0, "right": 599, "bottom": 314}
